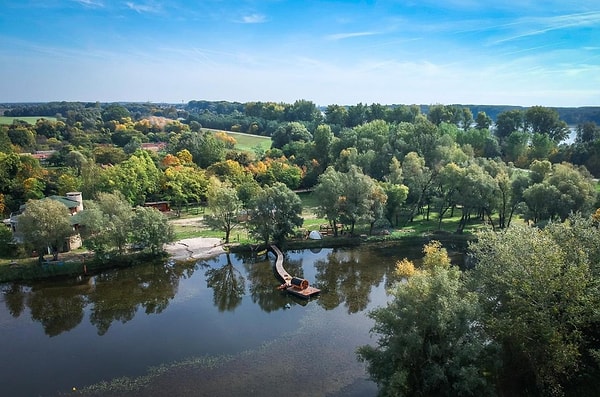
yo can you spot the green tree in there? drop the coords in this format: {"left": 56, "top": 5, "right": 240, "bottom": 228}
{"left": 385, "top": 157, "right": 403, "bottom": 185}
{"left": 475, "top": 111, "right": 492, "bottom": 130}
{"left": 346, "top": 103, "right": 368, "bottom": 127}
{"left": 90, "top": 192, "right": 134, "bottom": 255}
{"left": 171, "top": 130, "right": 226, "bottom": 169}
{"left": 285, "top": 99, "right": 322, "bottom": 123}
{"left": 470, "top": 220, "right": 600, "bottom": 395}
{"left": 247, "top": 182, "right": 303, "bottom": 246}
{"left": 101, "top": 104, "right": 130, "bottom": 123}
{"left": 35, "top": 118, "right": 66, "bottom": 139}
{"left": 7, "top": 126, "right": 35, "bottom": 151}
{"left": 312, "top": 123, "right": 334, "bottom": 169}
{"left": 325, "top": 104, "right": 348, "bottom": 127}
{"left": 381, "top": 182, "right": 409, "bottom": 227}
{"left": 522, "top": 162, "right": 596, "bottom": 223}
{"left": 100, "top": 150, "right": 161, "bottom": 205}
{"left": 131, "top": 206, "right": 174, "bottom": 255}
{"left": 18, "top": 199, "right": 74, "bottom": 262}
{"left": 77, "top": 200, "right": 113, "bottom": 257}
{"left": 338, "top": 165, "right": 380, "bottom": 235}
{"left": 431, "top": 162, "right": 462, "bottom": 229}
{"left": 367, "top": 103, "right": 387, "bottom": 122}
{"left": 313, "top": 166, "right": 383, "bottom": 235}
{"left": 525, "top": 106, "right": 569, "bottom": 142}
{"left": 529, "top": 159, "right": 552, "bottom": 183}
{"left": 313, "top": 166, "right": 344, "bottom": 236}
{"left": 204, "top": 179, "right": 242, "bottom": 244}
{"left": 454, "top": 163, "right": 499, "bottom": 232}
{"left": 575, "top": 122, "right": 600, "bottom": 143}
{"left": 352, "top": 119, "right": 391, "bottom": 179}
{"left": 65, "top": 150, "right": 88, "bottom": 177}
{"left": 529, "top": 133, "right": 555, "bottom": 160}
{"left": 93, "top": 145, "right": 127, "bottom": 165}
{"left": 495, "top": 109, "right": 524, "bottom": 141}
{"left": 461, "top": 107, "right": 474, "bottom": 131}
{"left": 0, "top": 125, "right": 13, "bottom": 153}
{"left": 502, "top": 131, "right": 530, "bottom": 166}
{"left": 385, "top": 104, "right": 420, "bottom": 124}
{"left": 495, "top": 169, "right": 512, "bottom": 229}
{"left": 522, "top": 182, "right": 561, "bottom": 223}
{"left": 162, "top": 165, "right": 208, "bottom": 216}
{"left": 427, "top": 104, "right": 453, "bottom": 126}
{"left": 402, "top": 151, "right": 435, "bottom": 222}
{"left": 271, "top": 121, "right": 312, "bottom": 149}
{"left": 358, "top": 241, "right": 494, "bottom": 397}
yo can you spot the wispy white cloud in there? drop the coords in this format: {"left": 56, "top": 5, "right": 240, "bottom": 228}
{"left": 491, "top": 11, "right": 600, "bottom": 44}
{"left": 239, "top": 13, "right": 267, "bottom": 24}
{"left": 326, "top": 31, "right": 379, "bottom": 41}
{"left": 125, "top": 1, "right": 161, "bottom": 14}
{"left": 72, "top": 0, "right": 103, "bottom": 7}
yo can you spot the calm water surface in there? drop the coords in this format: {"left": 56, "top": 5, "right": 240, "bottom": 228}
{"left": 0, "top": 244, "right": 431, "bottom": 397}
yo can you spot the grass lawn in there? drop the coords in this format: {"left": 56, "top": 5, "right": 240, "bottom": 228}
{"left": 0, "top": 116, "right": 57, "bottom": 125}
{"left": 204, "top": 128, "right": 272, "bottom": 152}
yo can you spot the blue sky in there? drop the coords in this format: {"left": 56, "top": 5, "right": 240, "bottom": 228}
{"left": 1, "top": 0, "right": 599, "bottom": 106}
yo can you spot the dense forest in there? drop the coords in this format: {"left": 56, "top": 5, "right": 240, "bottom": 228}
{"left": 1, "top": 100, "right": 599, "bottom": 233}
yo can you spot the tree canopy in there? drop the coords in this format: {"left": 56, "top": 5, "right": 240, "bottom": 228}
{"left": 360, "top": 215, "right": 600, "bottom": 396}
{"left": 17, "top": 198, "right": 74, "bottom": 261}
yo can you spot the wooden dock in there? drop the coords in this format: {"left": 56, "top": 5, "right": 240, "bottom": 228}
{"left": 270, "top": 245, "right": 320, "bottom": 299}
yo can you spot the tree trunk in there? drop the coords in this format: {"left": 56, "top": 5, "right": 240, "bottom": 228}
{"left": 332, "top": 220, "right": 339, "bottom": 237}
{"left": 225, "top": 228, "right": 230, "bottom": 244}
{"left": 52, "top": 246, "right": 59, "bottom": 261}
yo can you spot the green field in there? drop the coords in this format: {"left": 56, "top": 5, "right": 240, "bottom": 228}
{"left": 0, "top": 116, "right": 57, "bottom": 125}
{"left": 205, "top": 128, "right": 272, "bottom": 152}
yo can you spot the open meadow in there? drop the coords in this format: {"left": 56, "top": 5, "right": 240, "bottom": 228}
{"left": 205, "top": 128, "right": 272, "bottom": 152}
{"left": 0, "top": 116, "right": 57, "bottom": 125}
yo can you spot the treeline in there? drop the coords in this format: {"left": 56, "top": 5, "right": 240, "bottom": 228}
{"left": 0, "top": 100, "right": 599, "bottom": 236}
{"left": 5, "top": 100, "right": 600, "bottom": 126}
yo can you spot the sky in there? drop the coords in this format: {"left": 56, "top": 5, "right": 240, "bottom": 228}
{"left": 1, "top": 0, "right": 599, "bottom": 107}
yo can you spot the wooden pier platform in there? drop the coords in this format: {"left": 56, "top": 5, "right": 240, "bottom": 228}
{"left": 270, "top": 245, "right": 320, "bottom": 299}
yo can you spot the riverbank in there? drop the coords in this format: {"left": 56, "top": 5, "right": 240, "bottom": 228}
{"left": 163, "top": 237, "right": 226, "bottom": 261}
{"left": 0, "top": 233, "right": 474, "bottom": 283}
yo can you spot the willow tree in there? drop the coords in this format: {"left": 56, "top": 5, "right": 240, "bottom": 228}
{"left": 247, "top": 182, "right": 303, "bottom": 246}
{"left": 204, "top": 179, "right": 242, "bottom": 244}
{"left": 18, "top": 199, "right": 74, "bottom": 262}
{"left": 358, "top": 241, "right": 494, "bottom": 396}
{"left": 470, "top": 218, "right": 600, "bottom": 395}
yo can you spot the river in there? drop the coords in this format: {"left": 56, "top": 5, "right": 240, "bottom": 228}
{"left": 0, "top": 244, "right": 435, "bottom": 396}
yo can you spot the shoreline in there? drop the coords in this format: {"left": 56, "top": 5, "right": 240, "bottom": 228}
{"left": 0, "top": 234, "right": 473, "bottom": 283}
{"left": 163, "top": 237, "right": 227, "bottom": 261}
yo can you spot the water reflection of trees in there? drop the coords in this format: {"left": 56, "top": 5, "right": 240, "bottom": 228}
{"left": 314, "top": 248, "right": 391, "bottom": 313}
{"left": 242, "top": 252, "right": 282, "bottom": 312}
{"left": 1, "top": 260, "right": 199, "bottom": 337}
{"left": 0, "top": 246, "right": 424, "bottom": 335}
{"left": 28, "top": 285, "right": 86, "bottom": 337}
{"left": 89, "top": 262, "right": 194, "bottom": 335}
{"left": 2, "top": 284, "right": 27, "bottom": 317}
{"left": 205, "top": 254, "right": 246, "bottom": 312}
{"left": 241, "top": 251, "right": 305, "bottom": 312}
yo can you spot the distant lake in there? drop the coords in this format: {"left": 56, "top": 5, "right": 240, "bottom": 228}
{"left": 0, "top": 244, "right": 448, "bottom": 397}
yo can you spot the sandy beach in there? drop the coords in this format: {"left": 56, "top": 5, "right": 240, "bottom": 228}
{"left": 164, "top": 237, "right": 226, "bottom": 261}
